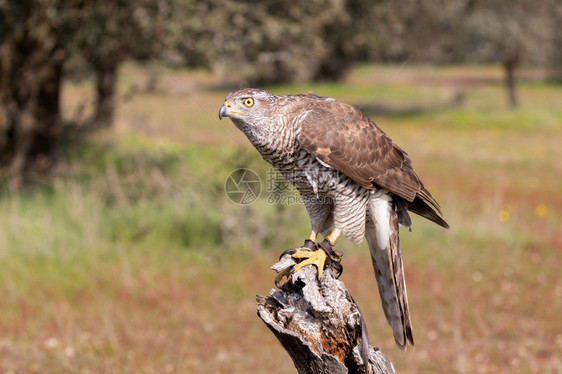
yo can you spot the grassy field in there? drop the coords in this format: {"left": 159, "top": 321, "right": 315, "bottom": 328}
{"left": 1, "top": 63, "right": 561, "bottom": 373}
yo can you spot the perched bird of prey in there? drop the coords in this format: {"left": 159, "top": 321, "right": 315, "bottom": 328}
{"left": 219, "top": 88, "right": 449, "bottom": 350}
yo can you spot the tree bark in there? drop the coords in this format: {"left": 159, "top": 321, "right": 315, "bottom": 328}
{"left": 256, "top": 253, "right": 396, "bottom": 374}
{"left": 92, "top": 62, "right": 118, "bottom": 128}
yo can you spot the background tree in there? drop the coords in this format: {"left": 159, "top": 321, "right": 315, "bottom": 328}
{"left": 312, "top": 0, "right": 401, "bottom": 81}
{"left": 2, "top": 0, "right": 561, "bottom": 178}
{"left": 0, "top": 0, "right": 171, "bottom": 176}
{"left": 0, "top": 1, "right": 84, "bottom": 174}
{"left": 460, "top": 0, "right": 554, "bottom": 108}
{"left": 73, "top": 1, "right": 170, "bottom": 128}
{"left": 547, "top": 1, "right": 562, "bottom": 81}
{"left": 170, "top": 0, "right": 476, "bottom": 84}
{"left": 173, "top": 0, "right": 349, "bottom": 85}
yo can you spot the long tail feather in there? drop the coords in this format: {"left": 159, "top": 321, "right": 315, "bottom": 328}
{"left": 366, "top": 200, "right": 414, "bottom": 351}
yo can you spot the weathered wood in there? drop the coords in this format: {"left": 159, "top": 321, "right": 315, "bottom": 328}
{"left": 256, "top": 251, "right": 396, "bottom": 374}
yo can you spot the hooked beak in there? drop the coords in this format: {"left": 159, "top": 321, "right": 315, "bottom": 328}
{"left": 218, "top": 100, "right": 231, "bottom": 120}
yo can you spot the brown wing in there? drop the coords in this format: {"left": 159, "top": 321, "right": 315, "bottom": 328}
{"left": 297, "top": 101, "right": 448, "bottom": 228}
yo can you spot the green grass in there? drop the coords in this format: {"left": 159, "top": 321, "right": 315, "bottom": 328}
{"left": 1, "top": 63, "right": 561, "bottom": 373}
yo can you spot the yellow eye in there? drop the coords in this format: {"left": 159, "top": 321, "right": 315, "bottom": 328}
{"left": 243, "top": 98, "right": 254, "bottom": 107}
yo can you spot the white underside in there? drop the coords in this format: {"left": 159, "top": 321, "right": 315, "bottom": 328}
{"left": 368, "top": 191, "right": 392, "bottom": 250}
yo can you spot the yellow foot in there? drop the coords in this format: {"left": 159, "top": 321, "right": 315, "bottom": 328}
{"left": 292, "top": 248, "right": 328, "bottom": 279}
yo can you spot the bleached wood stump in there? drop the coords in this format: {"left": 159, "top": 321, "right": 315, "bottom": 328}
{"left": 256, "top": 251, "right": 396, "bottom": 374}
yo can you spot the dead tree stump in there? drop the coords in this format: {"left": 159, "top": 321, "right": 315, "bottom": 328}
{"left": 256, "top": 251, "right": 396, "bottom": 374}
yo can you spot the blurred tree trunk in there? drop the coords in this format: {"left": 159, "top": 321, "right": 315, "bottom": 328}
{"left": 1, "top": 63, "right": 63, "bottom": 173}
{"left": 0, "top": 23, "right": 65, "bottom": 174}
{"left": 92, "top": 61, "right": 118, "bottom": 128}
{"left": 504, "top": 52, "right": 519, "bottom": 108}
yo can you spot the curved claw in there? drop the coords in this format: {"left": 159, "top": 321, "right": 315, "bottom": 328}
{"left": 278, "top": 248, "right": 297, "bottom": 260}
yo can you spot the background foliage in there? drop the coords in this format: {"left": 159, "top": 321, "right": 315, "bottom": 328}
{"left": 1, "top": 0, "right": 561, "bottom": 174}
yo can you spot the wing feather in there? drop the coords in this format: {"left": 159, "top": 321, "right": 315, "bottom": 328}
{"left": 296, "top": 102, "right": 448, "bottom": 228}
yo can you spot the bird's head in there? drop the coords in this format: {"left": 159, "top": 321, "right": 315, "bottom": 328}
{"left": 218, "top": 88, "right": 277, "bottom": 130}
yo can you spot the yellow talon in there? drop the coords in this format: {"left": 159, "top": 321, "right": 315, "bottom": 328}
{"left": 292, "top": 249, "right": 328, "bottom": 278}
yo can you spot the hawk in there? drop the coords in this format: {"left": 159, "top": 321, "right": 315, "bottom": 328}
{"left": 219, "top": 88, "right": 449, "bottom": 350}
